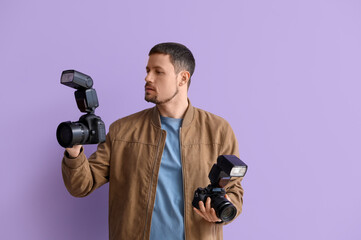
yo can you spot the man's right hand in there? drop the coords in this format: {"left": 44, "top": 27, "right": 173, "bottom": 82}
{"left": 66, "top": 145, "right": 82, "bottom": 158}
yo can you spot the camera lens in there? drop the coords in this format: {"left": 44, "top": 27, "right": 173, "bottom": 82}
{"left": 213, "top": 197, "right": 237, "bottom": 222}
{"left": 218, "top": 203, "right": 237, "bottom": 222}
{"left": 56, "top": 121, "right": 89, "bottom": 148}
{"left": 58, "top": 124, "right": 72, "bottom": 144}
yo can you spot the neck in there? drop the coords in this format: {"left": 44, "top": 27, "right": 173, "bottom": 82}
{"left": 156, "top": 97, "right": 188, "bottom": 119}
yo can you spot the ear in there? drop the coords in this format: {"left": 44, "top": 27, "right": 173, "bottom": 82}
{"left": 179, "top": 71, "right": 190, "bottom": 87}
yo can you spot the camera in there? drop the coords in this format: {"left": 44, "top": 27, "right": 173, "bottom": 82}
{"left": 192, "top": 155, "right": 248, "bottom": 222}
{"left": 56, "top": 70, "right": 106, "bottom": 148}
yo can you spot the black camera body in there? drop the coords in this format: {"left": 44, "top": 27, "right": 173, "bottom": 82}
{"left": 192, "top": 155, "right": 248, "bottom": 223}
{"left": 57, "top": 114, "right": 106, "bottom": 148}
{"left": 56, "top": 70, "right": 106, "bottom": 148}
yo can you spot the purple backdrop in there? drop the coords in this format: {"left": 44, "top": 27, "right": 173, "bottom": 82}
{"left": 1, "top": 0, "right": 361, "bottom": 239}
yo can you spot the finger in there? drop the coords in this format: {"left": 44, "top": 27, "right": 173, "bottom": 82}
{"left": 194, "top": 206, "right": 220, "bottom": 223}
{"left": 210, "top": 208, "right": 222, "bottom": 222}
{"left": 205, "top": 197, "right": 212, "bottom": 211}
{"left": 196, "top": 209, "right": 214, "bottom": 222}
{"left": 194, "top": 208, "right": 210, "bottom": 222}
{"left": 199, "top": 201, "right": 206, "bottom": 213}
{"left": 205, "top": 198, "right": 221, "bottom": 222}
{"left": 205, "top": 198, "right": 215, "bottom": 222}
{"left": 193, "top": 207, "right": 206, "bottom": 219}
{"left": 198, "top": 201, "right": 211, "bottom": 222}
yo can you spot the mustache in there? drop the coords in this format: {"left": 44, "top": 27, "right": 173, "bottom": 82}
{"left": 145, "top": 84, "right": 155, "bottom": 89}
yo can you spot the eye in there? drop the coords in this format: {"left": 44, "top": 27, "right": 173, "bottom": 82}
{"left": 155, "top": 70, "right": 163, "bottom": 74}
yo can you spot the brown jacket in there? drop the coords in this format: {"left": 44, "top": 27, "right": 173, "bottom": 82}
{"left": 62, "top": 102, "right": 244, "bottom": 240}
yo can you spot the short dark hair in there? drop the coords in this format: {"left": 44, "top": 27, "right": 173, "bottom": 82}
{"left": 149, "top": 42, "right": 195, "bottom": 88}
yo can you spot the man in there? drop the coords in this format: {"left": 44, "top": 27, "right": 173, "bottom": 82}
{"left": 62, "top": 42, "right": 244, "bottom": 240}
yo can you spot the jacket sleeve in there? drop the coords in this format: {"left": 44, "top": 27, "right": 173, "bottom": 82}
{"left": 61, "top": 130, "right": 112, "bottom": 197}
{"left": 219, "top": 122, "right": 244, "bottom": 225}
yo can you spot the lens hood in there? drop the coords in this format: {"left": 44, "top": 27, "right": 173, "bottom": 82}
{"left": 56, "top": 121, "right": 89, "bottom": 148}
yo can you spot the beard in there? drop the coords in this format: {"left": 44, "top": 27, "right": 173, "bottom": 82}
{"left": 145, "top": 87, "right": 179, "bottom": 105}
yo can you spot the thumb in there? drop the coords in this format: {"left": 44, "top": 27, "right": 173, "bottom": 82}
{"left": 225, "top": 194, "right": 232, "bottom": 203}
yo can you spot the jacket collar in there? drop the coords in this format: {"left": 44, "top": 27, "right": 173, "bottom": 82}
{"left": 151, "top": 99, "right": 194, "bottom": 128}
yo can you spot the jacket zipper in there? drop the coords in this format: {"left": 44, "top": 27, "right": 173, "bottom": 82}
{"left": 179, "top": 127, "right": 187, "bottom": 240}
{"left": 143, "top": 129, "right": 164, "bottom": 240}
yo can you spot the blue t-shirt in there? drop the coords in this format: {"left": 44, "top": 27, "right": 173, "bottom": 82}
{"left": 150, "top": 116, "right": 184, "bottom": 240}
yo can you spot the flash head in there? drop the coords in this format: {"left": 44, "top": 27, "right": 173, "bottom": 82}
{"left": 208, "top": 155, "right": 248, "bottom": 186}
{"left": 217, "top": 155, "right": 248, "bottom": 177}
{"left": 61, "top": 70, "right": 93, "bottom": 89}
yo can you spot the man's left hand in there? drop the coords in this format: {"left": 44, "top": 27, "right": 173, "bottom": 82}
{"left": 193, "top": 194, "right": 232, "bottom": 223}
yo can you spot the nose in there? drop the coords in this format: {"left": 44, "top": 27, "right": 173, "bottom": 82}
{"left": 145, "top": 72, "right": 152, "bottom": 83}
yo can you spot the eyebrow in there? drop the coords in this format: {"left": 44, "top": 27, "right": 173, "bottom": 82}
{"left": 146, "top": 66, "right": 165, "bottom": 70}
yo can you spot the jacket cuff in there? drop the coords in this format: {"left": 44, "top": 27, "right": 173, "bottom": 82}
{"left": 63, "top": 147, "right": 86, "bottom": 169}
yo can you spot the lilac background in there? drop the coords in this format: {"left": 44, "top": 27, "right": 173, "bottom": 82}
{"left": 1, "top": 0, "right": 361, "bottom": 239}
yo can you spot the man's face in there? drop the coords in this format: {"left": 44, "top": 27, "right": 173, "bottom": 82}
{"left": 145, "top": 54, "right": 180, "bottom": 105}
